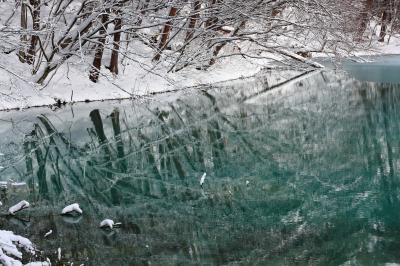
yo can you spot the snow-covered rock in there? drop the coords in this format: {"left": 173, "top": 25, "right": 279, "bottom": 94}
{"left": 0, "top": 248, "right": 21, "bottom": 266}
{"left": 61, "top": 203, "right": 82, "bottom": 215}
{"left": 8, "top": 200, "right": 30, "bottom": 215}
{"left": 99, "top": 219, "right": 114, "bottom": 229}
{"left": 0, "top": 230, "right": 35, "bottom": 266}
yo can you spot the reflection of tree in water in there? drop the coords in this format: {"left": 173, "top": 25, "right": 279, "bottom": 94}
{"left": 355, "top": 83, "right": 400, "bottom": 264}
{"left": 2, "top": 73, "right": 400, "bottom": 264}
{"left": 12, "top": 90, "right": 286, "bottom": 264}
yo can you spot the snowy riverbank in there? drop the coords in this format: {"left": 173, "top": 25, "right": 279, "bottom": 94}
{"left": 0, "top": 48, "right": 272, "bottom": 111}
{"left": 0, "top": 34, "right": 399, "bottom": 111}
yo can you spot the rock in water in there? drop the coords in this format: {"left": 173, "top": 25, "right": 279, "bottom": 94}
{"left": 8, "top": 200, "right": 30, "bottom": 215}
{"left": 99, "top": 219, "right": 114, "bottom": 229}
{"left": 61, "top": 203, "right": 82, "bottom": 215}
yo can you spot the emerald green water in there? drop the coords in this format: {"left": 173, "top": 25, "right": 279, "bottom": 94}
{"left": 0, "top": 68, "right": 400, "bottom": 265}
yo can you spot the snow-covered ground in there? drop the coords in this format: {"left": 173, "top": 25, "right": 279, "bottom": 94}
{"left": 0, "top": 45, "right": 272, "bottom": 111}
{"left": 355, "top": 22, "right": 400, "bottom": 56}
{"left": 372, "top": 36, "right": 400, "bottom": 55}
{"left": 0, "top": 36, "right": 398, "bottom": 112}
{"left": 313, "top": 22, "right": 400, "bottom": 58}
{"left": 0, "top": 12, "right": 398, "bottom": 112}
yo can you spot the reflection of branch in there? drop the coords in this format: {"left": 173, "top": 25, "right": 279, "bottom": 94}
{"left": 36, "top": 116, "right": 84, "bottom": 188}
{"left": 5, "top": 215, "right": 31, "bottom": 224}
{"left": 201, "top": 90, "right": 269, "bottom": 163}
{"left": 241, "top": 69, "right": 318, "bottom": 103}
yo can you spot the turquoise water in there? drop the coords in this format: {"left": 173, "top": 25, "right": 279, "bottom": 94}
{"left": 0, "top": 68, "right": 400, "bottom": 265}
{"left": 321, "top": 54, "right": 400, "bottom": 83}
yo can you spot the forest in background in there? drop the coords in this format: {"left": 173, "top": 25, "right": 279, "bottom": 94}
{"left": 0, "top": 0, "right": 398, "bottom": 85}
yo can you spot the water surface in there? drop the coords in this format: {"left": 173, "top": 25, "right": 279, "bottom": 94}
{"left": 0, "top": 67, "right": 400, "bottom": 265}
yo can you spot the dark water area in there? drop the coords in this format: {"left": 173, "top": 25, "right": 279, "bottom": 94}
{"left": 0, "top": 65, "right": 400, "bottom": 265}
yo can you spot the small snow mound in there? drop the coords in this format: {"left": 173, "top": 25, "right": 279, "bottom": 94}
{"left": 61, "top": 203, "right": 82, "bottom": 215}
{"left": 99, "top": 219, "right": 114, "bottom": 229}
{"left": 9, "top": 200, "right": 30, "bottom": 215}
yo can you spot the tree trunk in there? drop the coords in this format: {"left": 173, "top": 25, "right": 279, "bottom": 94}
{"left": 209, "top": 20, "right": 245, "bottom": 66}
{"left": 357, "top": 0, "right": 373, "bottom": 41}
{"left": 379, "top": 1, "right": 391, "bottom": 42}
{"left": 110, "top": 109, "right": 127, "bottom": 172}
{"left": 205, "top": 0, "right": 221, "bottom": 29}
{"left": 153, "top": 6, "right": 178, "bottom": 61}
{"left": 18, "top": 0, "right": 28, "bottom": 63}
{"left": 184, "top": 1, "right": 201, "bottom": 43}
{"left": 36, "top": 64, "right": 58, "bottom": 84}
{"left": 89, "top": 13, "right": 109, "bottom": 83}
{"left": 109, "top": 16, "right": 122, "bottom": 75}
{"left": 136, "top": 0, "right": 150, "bottom": 26}
{"left": 26, "top": 0, "right": 40, "bottom": 65}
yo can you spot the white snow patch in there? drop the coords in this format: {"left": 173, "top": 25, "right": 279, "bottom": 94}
{"left": 44, "top": 230, "right": 52, "bottom": 238}
{"left": 0, "top": 181, "right": 27, "bottom": 189}
{"left": 24, "top": 262, "right": 51, "bottom": 266}
{"left": 11, "top": 182, "right": 27, "bottom": 187}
